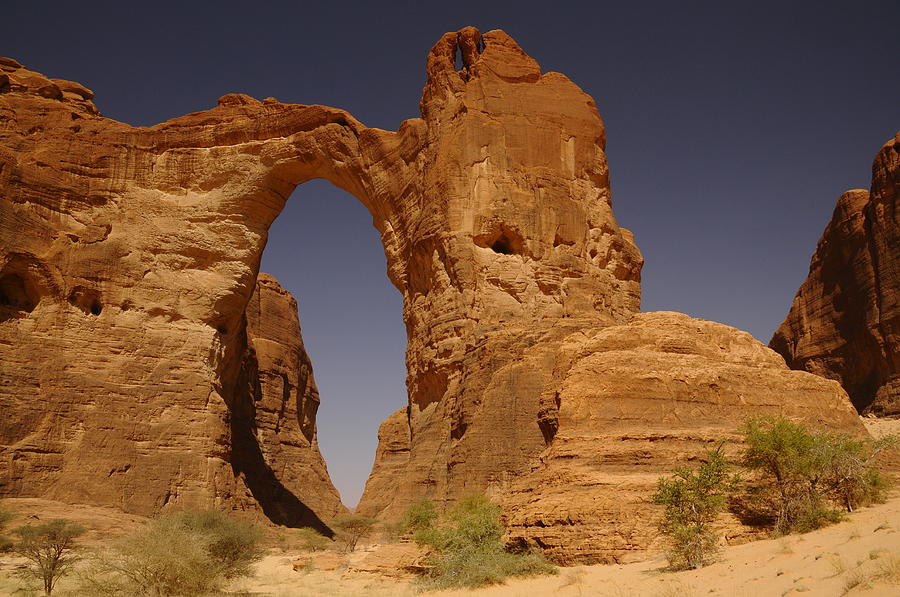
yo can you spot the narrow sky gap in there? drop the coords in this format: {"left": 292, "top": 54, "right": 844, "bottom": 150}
{"left": 260, "top": 179, "right": 407, "bottom": 508}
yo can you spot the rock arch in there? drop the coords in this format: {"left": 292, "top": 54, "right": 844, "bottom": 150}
{"left": 0, "top": 28, "right": 640, "bottom": 524}
{"left": 0, "top": 30, "right": 862, "bottom": 561}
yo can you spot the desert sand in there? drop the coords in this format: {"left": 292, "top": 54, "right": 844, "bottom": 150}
{"left": 2, "top": 489, "right": 898, "bottom": 596}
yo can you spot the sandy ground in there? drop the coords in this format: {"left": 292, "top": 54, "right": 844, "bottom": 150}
{"left": 3, "top": 494, "right": 896, "bottom": 596}
{"left": 224, "top": 496, "right": 900, "bottom": 597}
{"left": 1, "top": 417, "right": 897, "bottom": 596}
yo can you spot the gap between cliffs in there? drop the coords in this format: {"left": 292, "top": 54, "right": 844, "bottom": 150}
{"left": 259, "top": 179, "right": 407, "bottom": 509}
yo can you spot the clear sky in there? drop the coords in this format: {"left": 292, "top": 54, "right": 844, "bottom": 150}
{"left": 7, "top": 1, "right": 898, "bottom": 508}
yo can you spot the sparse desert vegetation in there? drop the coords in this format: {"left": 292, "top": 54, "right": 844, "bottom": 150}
{"left": 649, "top": 416, "right": 898, "bottom": 572}
{"left": 11, "top": 519, "right": 85, "bottom": 595}
{"left": 406, "top": 494, "right": 557, "bottom": 589}
{"left": 1, "top": 484, "right": 900, "bottom": 596}
{"left": 653, "top": 443, "right": 739, "bottom": 570}
{"left": 740, "top": 415, "right": 897, "bottom": 535}
{"left": 77, "top": 510, "right": 263, "bottom": 596}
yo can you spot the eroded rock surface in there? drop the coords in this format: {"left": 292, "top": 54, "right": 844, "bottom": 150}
{"left": 500, "top": 312, "right": 861, "bottom": 563}
{"left": 238, "top": 273, "right": 345, "bottom": 527}
{"left": 0, "top": 28, "right": 866, "bottom": 561}
{"left": 0, "top": 28, "right": 640, "bottom": 521}
{"left": 770, "top": 133, "right": 900, "bottom": 415}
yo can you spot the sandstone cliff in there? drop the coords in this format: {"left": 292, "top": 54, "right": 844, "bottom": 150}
{"left": 0, "top": 29, "right": 866, "bottom": 561}
{"left": 239, "top": 273, "right": 345, "bottom": 527}
{"left": 770, "top": 132, "right": 900, "bottom": 416}
{"left": 0, "top": 29, "right": 641, "bottom": 521}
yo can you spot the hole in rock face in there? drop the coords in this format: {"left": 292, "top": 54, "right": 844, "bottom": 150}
{"left": 491, "top": 238, "right": 513, "bottom": 254}
{"left": 68, "top": 286, "right": 102, "bottom": 316}
{"left": 455, "top": 46, "right": 464, "bottom": 71}
{"left": 473, "top": 223, "right": 526, "bottom": 256}
{"left": 0, "top": 273, "right": 38, "bottom": 312}
{"left": 258, "top": 178, "right": 407, "bottom": 511}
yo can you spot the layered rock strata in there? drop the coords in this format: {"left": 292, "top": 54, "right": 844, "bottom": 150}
{"left": 239, "top": 274, "right": 345, "bottom": 527}
{"left": 500, "top": 312, "right": 861, "bottom": 563}
{"left": 770, "top": 133, "right": 900, "bottom": 416}
{"left": 0, "top": 29, "right": 641, "bottom": 521}
{"left": 0, "top": 28, "right": 866, "bottom": 561}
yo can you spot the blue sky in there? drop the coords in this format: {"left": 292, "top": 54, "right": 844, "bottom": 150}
{"left": 8, "top": 0, "right": 898, "bottom": 507}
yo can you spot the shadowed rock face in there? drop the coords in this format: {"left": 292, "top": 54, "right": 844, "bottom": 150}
{"left": 770, "top": 132, "right": 900, "bottom": 416}
{"left": 0, "top": 28, "right": 641, "bottom": 520}
{"left": 0, "top": 29, "right": 864, "bottom": 561}
{"left": 237, "top": 273, "right": 345, "bottom": 529}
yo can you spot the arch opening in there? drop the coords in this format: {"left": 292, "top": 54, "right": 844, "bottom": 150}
{"left": 254, "top": 178, "right": 407, "bottom": 511}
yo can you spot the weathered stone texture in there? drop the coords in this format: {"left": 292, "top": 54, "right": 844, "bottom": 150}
{"left": 0, "top": 27, "right": 867, "bottom": 562}
{"left": 500, "top": 312, "right": 861, "bottom": 563}
{"left": 770, "top": 132, "right": 900, "bottom": 415}
{"left": 0, "top": 28, "right": 641, "bottom": 523}
{"left": 238, "top": 273, "right": 345, "bottom": 526}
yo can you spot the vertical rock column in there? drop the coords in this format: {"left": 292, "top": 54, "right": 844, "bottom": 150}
{"left": 771, "top": 132, "right": 900, "bottom": 414}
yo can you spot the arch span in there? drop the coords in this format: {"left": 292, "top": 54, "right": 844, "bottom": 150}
{"left": 0, "top": 28, "right": 641, "bottom": 524}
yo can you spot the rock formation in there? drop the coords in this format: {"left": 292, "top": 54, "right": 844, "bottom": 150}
{"left": 239, "top": 273, "right": 345, "bottom": 526}
{"left": 0, "top": 28, "right": 865, "bottom": 560}
{"left": 500, "top": 312, "right": 860, "bottom": 563}
{"left": 770, "top": 132, "right": 900, "bottom": 416}
{"left": 0, "top": 28, "right": 642, "bottom": 521}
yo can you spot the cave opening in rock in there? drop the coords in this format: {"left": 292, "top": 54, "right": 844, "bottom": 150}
{"left": 259, "top": 178, "right": 407, "bottom": 510}
{"left": 0, "top": 273, "right": 37, "bottom": 312}
{"left": 491, "top": 238, "right": 513, "bottom": 254}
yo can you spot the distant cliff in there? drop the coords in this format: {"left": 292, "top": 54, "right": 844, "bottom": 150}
{"left": 771, "top": 132, "right": 900, "bottom": 416}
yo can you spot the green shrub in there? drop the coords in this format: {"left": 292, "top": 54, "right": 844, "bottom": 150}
{"left": 741, "top": 416, "right": 896, "bottom": 535}
{"left": 652, "top": 443, "right": 738, "bottom": 570}
{"left": 82, "top": 510, "right": 263, "bottom": 596}
{"left": 0, "top": 510, "right": 13, "bottom": 552}
{"left": 382, "top": 499, "right": 439, "bottom": 542}
{"left": 13, "top": 519, "right": 86, "bottom": 595}
{"left": 330, "top": 515, "right": 378, "bottom": 552}
{"left": 293, "top": 527, "right": 330, "bottom": 552}
{"left": 168, "top": 510, "right": 263, "bottom": 579}
{"left": 399, "top": 499, "right": 438, "bottom": 535}
{"left": 412, "top": 494, "right": 555, "bottom": 589}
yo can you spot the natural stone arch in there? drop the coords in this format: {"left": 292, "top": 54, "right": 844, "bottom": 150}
{"left": 2, "top": 29, "right": 862, "bottom": 562}
{"left": 0, "top": 28, "right": 641, "bottom": 525}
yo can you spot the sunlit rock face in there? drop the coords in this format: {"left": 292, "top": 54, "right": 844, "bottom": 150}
{"left": 0, "top": 29, "right": 641, "bottom": 523}
{"left": 770, "top": 132, "right": 900, "bottom": 416}
{"left": 0, "top": 29, "right": 864, "bottom": 562}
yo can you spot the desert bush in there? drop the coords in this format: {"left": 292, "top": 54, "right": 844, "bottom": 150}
{"left": 412, "top": 494, "right": 555, "bottom": 589}
{"left": 293, "top": 526, "right": 330, "bottom": 552}
{"left": 652, "top": 443, "right": 738, "bottom": 570}
{"left": 12, "top": 519, "right": 86, "bottom": 595}
{"left": 0, "top": 510, "right": 13, "bottom": 552}
{"left": 330, "top": 515, "right": 378, "bottom": 552}
{"left": 741, "top": 416, "right": 896, "bottom": 535}
{"left": 169, "top": 510, "right": 263, "bottom": 579}
{"left": 81, "top": 510, "right": 262, "bottom": 596}
{"left": 383, "top": 499, "right": 439, "bottom": 542}
{"left": 399, "top": 499, "right": 438, "bottom": 535}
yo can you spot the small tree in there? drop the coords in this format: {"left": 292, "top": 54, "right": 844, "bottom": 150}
{"left": 412, "top": 494, "right": 555, "bottom": 589}
{"left": 293, "top": 527, "right": 330, "bottom": 552}
{"left": 652, "top": 444, "right": 738, "bottom": 570}
{"left": 330, "top": 515, "right": 378, "bottom": 552}
{"left": 741, "top": 415, "right": 896, "bottom": 534}
{"left": 13, "top": 519, "right": 86, "bottom": 595}
{"left": 83, "top": 510, "right": 263, "bottom": 596}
